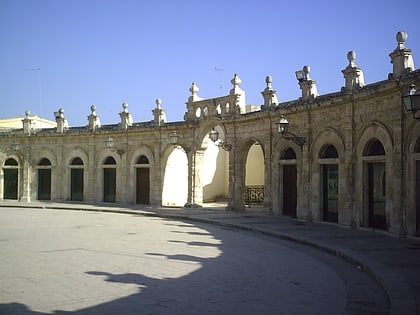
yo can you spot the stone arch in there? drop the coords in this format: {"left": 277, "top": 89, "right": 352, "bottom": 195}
{"left": 311, "top": 129, "right": 345, "bottom": 223}
{"left": 31, "top": 147, "right": 57, "bottom": 167}
{"left": 404, "top": 120, "right": 420, "bottom": 235}
{"left": 272, "top": 137, "right": 304, "bottom": 216}
{"left": 355, "top": 122, "right": 394, "bottom": 231}
{"left": 129, "top": 146, "right": 154, "bottom": 205}
{"left": 62, "top": 147, "right": 89, "bottom": 202}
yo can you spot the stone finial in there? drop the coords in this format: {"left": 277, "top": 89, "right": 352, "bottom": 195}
{"left": 119, "top": 102, "right": 133, "bottom": 130}
{"left": 156, "top": 98, "right": 162, "bottom": 109}
{"left": 396, "top": 31, "right": 408, "bottom": 50}
{"left": 389, "top": 31, "right": 415, "bottom": 79}
{"left": 87, "top": 105, "right": 101, "bottom": 131}
{"left": 55, "top": 108, "right": 68, "bottom": 133}
{"left": 261, "top": 75, "right": 279, "bottom": 108}
{"left": 297, "top": 66, "right": 318, "bottom": 101}
{"left": 152, "top": 98, "right": 166, "bottom": 125}
{"left": 188, "top": 82, "right": 202, "bottom": 102}
{"left": 342, "top": 51, "right": 365, "bottom": 92}
{"left": 229, "top": 73, "right": 246, "bottom": 113}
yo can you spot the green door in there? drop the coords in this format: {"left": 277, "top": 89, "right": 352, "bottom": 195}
{"left": 103, "top": 168, "right": 116, "bottom": 203}
{"left": 368, "top": 163, "right": 386, "bottom": 229}
{"left": 38, "top": 169, "right": 51, "bottom": 200}
{"left": 4, "top": 169, "right": 18, "bottom": 200}
{"left": 323, "top": 164, "right": 338, "bottom": 222}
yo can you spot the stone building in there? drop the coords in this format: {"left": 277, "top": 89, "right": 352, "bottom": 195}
{"left": 1, "top": 31, "right": 420, "bottom": 236}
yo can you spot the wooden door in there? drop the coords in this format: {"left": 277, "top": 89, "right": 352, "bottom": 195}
{"left": 283, "top": 165, "right": 297, "bottom": 217}
{"left": 136, "top": 168, "right": 150, "bottom": 204}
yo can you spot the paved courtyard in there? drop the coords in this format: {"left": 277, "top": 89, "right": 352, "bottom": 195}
{"left": 0, "top": 207, "right": 389, "bottom": 314}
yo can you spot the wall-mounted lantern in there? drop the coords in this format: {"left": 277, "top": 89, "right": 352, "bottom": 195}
{"left": 105, "top": 136, "right": 125, "bottom": 157}
{"left": 276, "top": 115, "right": 306, "bottom": 148}
{"left": 169, "top": 131, "right": 180, "bottom": 146}
{"left": 208, "top": 128, "right": 232, "bottom": 151}
{"left": 402, "top": 84, "right": 420, "bottom": 120}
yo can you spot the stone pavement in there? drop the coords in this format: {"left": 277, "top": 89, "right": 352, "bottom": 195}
{"left": 1, "top": 201, "right": 419, "bottom": 315}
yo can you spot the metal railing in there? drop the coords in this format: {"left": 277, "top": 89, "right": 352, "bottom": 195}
{"left": 244, "top": 185, "right": 264, "bottom": 205}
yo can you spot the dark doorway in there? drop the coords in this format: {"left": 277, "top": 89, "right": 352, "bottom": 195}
{"left": 416, "top": 160, "right": 420, "bottom": 233}
{"left": 103, "top": 168, "right": 116, "bottom": 202}
{"left": 103, "top": 156, "right": 116, "bottom": 203}
{"left": 70, "top": 158, "right": 84, "bottom": 201}
{"left": 322, "top": 164, "right": 338, "bottom": 222}
{"left": 38, "top": 169, "right": 51, "bottom": 200}
{"left": 71, "top": 169, "right": 84, "bottom": 201}
{"left": 368, "top": 163, "right": 386, "bottom": 229}
{"left": 136, "top": 168, "right": 150, "bottom": 204}
{"left": 37, "top": 158, "right": 51, "bottom": 200}
{"left": 3, "top": 158, "right": 18, "bottom": 200}
{"left": 4, "top": 169, "right": 18, "bottom": 200}
{"left": 283, "top": 165, "right": 297, "bottom": 216}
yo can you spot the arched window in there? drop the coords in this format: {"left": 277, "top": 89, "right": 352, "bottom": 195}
{"left": 71, "top": 157, "right": 84, "bottom": 165}
{"left": 280, "top": 148, "right": 296, "bottom": 160}
{"left": 364, "top": 140, "right": 385, "bottom": 156}
{"left": 39, "top": 158, "right": 51, "bottom": 166}
{"left": 137, "top": 155, "right": 149, "bottom": 164}
{"left": 5, "top": 158, "right": 18, "bottom": 166}
{"left": 104, "top": 156, "right": 116, "bottom": 165}
{"left": 320, "top": 145, "right": 338, "bottom": 158}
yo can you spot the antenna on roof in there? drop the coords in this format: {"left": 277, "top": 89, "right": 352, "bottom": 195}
{"left": 25, "top": 68, "right": 42, "bottom": 117}
{"left": 214, "top": 67, "right": 224, "bottom": 95}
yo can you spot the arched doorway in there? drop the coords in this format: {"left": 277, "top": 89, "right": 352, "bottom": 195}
{"left": 103, "top": 156, "right": 116, "bottom": 203}
{"left": 136, "top": 155, "right": 150, "bottom": 204}
{"left": 162, "top": 148, "right": 188, "bottom": 207}
{"left": 320, "top": 145, "right": 339, "bottom": 222}
{"left": 280, "top": 148, "right": 297, "bottom": 216}
{"left": 70, "top": 157, "right": 84, "bottom": 201}
{"left": 3, "top": 158, "right": 18, "bottom": 200}
{"left": 37, "top": 158, "right": 51, "bottom": 200}
{"left": 365, "top": 140, "right": 386, "bottom": 229}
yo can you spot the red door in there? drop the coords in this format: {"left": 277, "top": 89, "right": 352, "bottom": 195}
{"left": 136, "top": 168, "right": 150, "bottom": 204}
{"left": 283, "top": 165, "right": 297, "bottom": 217}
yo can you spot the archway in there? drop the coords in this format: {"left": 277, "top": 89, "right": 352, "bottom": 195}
{"left": 320, "top": 145, "right": 339, "bottom": 222}
{"left": 364, "top": 140, "right": 386, "bottom": 229}
{"left": 37, "top": 158, "right": 52, "bottom": 200}
{"left": 103, "top": 156, "right": 116, "bottom": 203}
{"left": 135, "top": 155, "right": 150, "bottom": 204}
{"left": 3, "top": 158, "right": 18, "bottom": 200}
{"left": 70, "top": 157, "right": 84, "bottom": 201}
{"left": 244, "top": 141, "right": 264, "bottom": 206}
{"left": 202, "top": 132, "right": 229, "bottom": 205}
{"left": 162, "top": 148, "right": 188, "bottom": 207}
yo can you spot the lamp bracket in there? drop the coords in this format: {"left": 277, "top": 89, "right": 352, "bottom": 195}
{"left": 282, "top": 132, "right": 306, "bottom": 148}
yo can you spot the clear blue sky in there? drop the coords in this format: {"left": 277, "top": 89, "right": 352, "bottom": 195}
{"left": 1, "top": 0, "right": 419, "bottom": 126}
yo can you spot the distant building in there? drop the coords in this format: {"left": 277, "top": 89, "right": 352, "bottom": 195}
{"left": 1, "top": 31, "right": 419, "bottom": 237}
{"left": 0, "top": 111, "right": 56, "bottom": 132}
